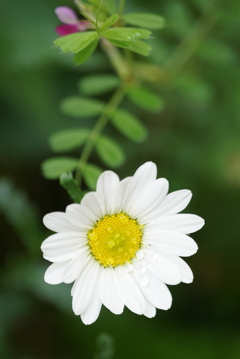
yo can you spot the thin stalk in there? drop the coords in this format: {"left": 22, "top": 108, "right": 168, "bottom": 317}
{"left": 118, "top": 0, "right": 126, "bottom": 17}
{"left": 75, "top": 86, "right": 126, "bottom": 185}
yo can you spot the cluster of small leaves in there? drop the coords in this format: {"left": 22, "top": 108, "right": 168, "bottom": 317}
{"left": 41, "top": 0, "right": 166, "bottom": 197}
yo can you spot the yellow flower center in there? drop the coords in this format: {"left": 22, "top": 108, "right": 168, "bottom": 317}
{"left": 87, "top": 212, "right": 144, "bottom": 268}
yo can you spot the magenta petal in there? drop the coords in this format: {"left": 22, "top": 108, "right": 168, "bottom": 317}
{"left": 55, "top": 6, "right": 79, "bottom": 25}
{"left": 55, "top": 24, "right": 79, "bottom": 36}
{"left": 77, "top": 21, "right": 89, "bottom": 32}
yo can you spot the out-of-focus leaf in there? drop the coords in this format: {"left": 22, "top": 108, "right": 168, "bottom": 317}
{"left": 73, "top": 39, "right": 98, "bottom": 65}
{"left": 79, "top": 74, "right": 120, "bottom": 95}
{"left": 54, "top": 31, "right": 99, "bottom": 54}
{"left": 123, "top": 13, "right": 165, "bottom": 30}
{"left": 127, "top": 87, "right": 165, "bottom": 112}
{"left": 94, "top": 333, "right": 115, "bottom": 359}
{"left": 129, "top": 40, "right": 152, "bottom": 56}
{"left": 41, "top": 157, "right": 78, "bottom": 179}
{"left": 0, "top": 178, "right": 42, "bottom": 254}
{"left": 83, "top": 163, "right": 103, "bottom": 190}
{"left": 60, "top": 96, "right": 105, "bottom": 118}
{"left": 60, "top": 173, "right": 83, "bottom": 203}
{"left": 111, "top": 109, "right": 148, "bottom": 142}
{"left": 103, "top": 0, "right": 117, "bottom": 14}
{"left": 49, "top": 128, "right": 90, "bottom": 152}
{"left": 96, "top": 136, "right": 125, "bottom": 167}
{"left": 99, "top": 14, "right": 119, "bottom": 32}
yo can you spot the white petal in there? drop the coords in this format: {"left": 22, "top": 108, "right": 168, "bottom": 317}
{"left": 110, "top": 177, "right": 132, "bottom": 213}
{"left": 143, "top": 301, "right": 157, "bottom": 318}
{"left": 44, "top": 261, "right": 68, "bottom": 284}
{"left": 99, "top": 267, "right": 124, "bottom": 314}
{"left": 147, "top": 214, "right": 205, "bottom": 234}
{"left": 81, "top": 287, "right": 102, "bottom": 325}
{"left": 127, "top": 178, "right": 169, "bottom": 219}
{"left": 141, "top": 275, "right": 172, "bottom": 310}
{"left": 96, "top": 170, "right": 119, "bottom": 214}
{"left": 43, "top": 212, "right": 80, "bottom": 232}
{"left": 168, "top": 255, "right": 194, "bottom": 283}
{"left": 133, "top": 162, "right": 157, "bottom": 183}
{"left": 41, "top": 232, "right": 87, "bottom": 262}
{"left": 145, "top": 230, "right": 198, "bottom": 257}
{"left": 81, "top": 192, "right": 105, "bottom": 219}
{"left": 72, "top": 260, "right": 100, "bottom": 315}
{"left": 63, "top": 249, "right": 89, "bottom": 283}
{"left": 66, "top": 203, "right": 97, "bottom": 229}
{"left": 116, "top": 266, "right": 146, "bottom": 314}
{"left": 146, "top": 250, "right": 182, "bottom": 285}
{"left": 150, "top": 190, "right": 192, "bottom": 218}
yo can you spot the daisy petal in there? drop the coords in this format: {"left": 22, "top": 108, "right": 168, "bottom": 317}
{"left": 72, "top": 260, "right": 100, "bottom": 315}
{"left": 66, "top": 203, "right": 97, "bottom": 229}
{"left": 44, "top": 261, "right": 68, "bottom": 284}
{"left": 81, "top": 192, "right": 105, "bottom": 219}
{"left": 141, "top": 275, "right": 172, "bottom": 310}
{"left": 145, "top": 230, "right": 198, "bottom": 257}
{"left": 116, "top": 266, "right": 146, "bottom": 314}
{"left": 63, "top": 249, "right": 89, "bottom": 283}
{"left": 55, "top": 6, "right": 79, "bottom": 25}
{"left": 81, "top": 288, "right": 102, "bottom": 325}
{"left": 43, "top": 212, "right": 79, "bottom": 232}
{"left": 99, "top": 267, "right": 124, "bottom": 314}
{"left": 143, "top": 301, "right": 157, "bottom": 318}
{"left": 153, "top": 190, "right": 192, "bottom": 217}
{"left": 168, "top": 255, "right": 194, "bottom": 283}
{"left": 147, "top": 214, "right": 205, "bottom": 234}
{"left": 133, "top": 161, "right": 157, "bottom": 184}
{"left": 96, "top": 171, "right": 119, "bottom": 213}
{"left": 41, "top": 232, "right": 87, "bottom": 262}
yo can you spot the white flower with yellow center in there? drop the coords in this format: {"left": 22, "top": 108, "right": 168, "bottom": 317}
{"left": 41, "top": 162, "right": 204, "bottom": 324}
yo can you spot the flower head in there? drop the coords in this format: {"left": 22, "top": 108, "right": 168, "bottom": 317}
{"left": 41, "top": 162, "right": 204, "bottom": 324}
{"left": 55, "top": 6, "right": 89, "bottom": 36}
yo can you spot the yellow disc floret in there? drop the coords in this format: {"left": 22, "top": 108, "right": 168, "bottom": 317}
{"left": 87, "top": 212, "right": 144, "bottom": 267}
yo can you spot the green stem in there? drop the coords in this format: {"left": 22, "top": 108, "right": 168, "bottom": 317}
{"left": 75, "top": 85, "right": 126, "bottom": 185}
{"left": 118, "top": 0, "right": 126, "bottom": 17}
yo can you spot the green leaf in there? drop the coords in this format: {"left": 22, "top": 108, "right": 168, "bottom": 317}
{"left": 129, "top": 40, "right": 152, "bottom": 56}
{"left": 83, "top": 163, "right": 103, "bottom": 190}
{"left": 73, "top": 39, "right": 98, "bottom": 65}
{"left": 41, "top": 157, "right": 78, "bottom": 179}
{"left": 103, "top": 27, "right": 151, "bottom": 42}
{"left": 60, "top": 96, "right": 105, "bottom": 118}
{"left": 112, "top": 109, "right": 148, "bottom": 142}
{"left": 79, "top": 74, "right": 120, "bottom": 95}
{"left": 99, "top": 14, "right": 119, "bottom": 32}
{"left": 123, "top": 13, "right": 165, "bottom": 30}
{"left": 127, "top": 87, "right": 165, "bottom": 112}
{"left": 49, "top": 128, "right": 90, "bottom": 152}
{"left": 96, "top": 135, "right": 125, "bottom": 167}
{"left": 54, "top": 31, "right": 99, "bottom": 54}
{"left": 103, "top": 0, "right": 117, "bottom": 14}
{"left": 60, "top": 173, "right": 83, "bottom": 203}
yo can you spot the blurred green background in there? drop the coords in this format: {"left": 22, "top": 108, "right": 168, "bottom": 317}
{"left": 1, "top": 0, "right": 240, "bottom": 358}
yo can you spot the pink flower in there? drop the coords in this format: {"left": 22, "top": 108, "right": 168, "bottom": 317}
{"left": 55, "top": 6, "right": 89, "bottom": 36}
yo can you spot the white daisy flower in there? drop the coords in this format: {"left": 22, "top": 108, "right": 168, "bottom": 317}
{"left": 41, "top": 162, "right": 204, "bottom": 325}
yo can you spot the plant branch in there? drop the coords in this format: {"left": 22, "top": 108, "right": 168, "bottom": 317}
{"left": 75, "top": 85, "right": 126, "bottom": 185}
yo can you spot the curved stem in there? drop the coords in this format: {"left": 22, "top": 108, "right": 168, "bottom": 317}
{"left": 75, "top": 85, "right": 127, "bottom": 185}
{"left": 118, "top": 0, "right": 126, "bottom": 17}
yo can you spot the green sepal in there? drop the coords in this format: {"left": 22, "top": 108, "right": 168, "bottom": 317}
{"left": 49, "top": 128, "right": 90, "bottom": 153}
{"left": 96, "top": 135, "right": 125, "bottom": 168}
{"left": 127, "top": 87, "right": 165, "bottom": 112}
{"left": 111, "top": 108, "right": 148, "bottom": 142}
{"left": 82, "top": 163, "right": 103, "bottom": 190}
{"left": 73, "top": 39, "right": 98, "bottom": 65}
{"left": 41, "top": 157, "right": 78, "bottom": 179}
{"left": 79, "top": 74, "right": 120, "bottom": 95}
{"left": 54, "top": 31, "right": 99, "bottom": 54}
{"left": 60, "top": 96, "right": 105, "bottom": 118}
{"left": 129, "top": 40, "right": 152, "bottom": 56}
{"left": 99, "top": 14, "right": 119, "bottom": 32}
{"left": 60, "top": 173, "right": 83, "bottom": 203}
{"left": 123, "top": 13, "right": 165, "bottom": 30}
